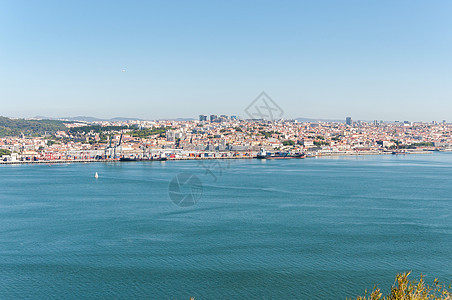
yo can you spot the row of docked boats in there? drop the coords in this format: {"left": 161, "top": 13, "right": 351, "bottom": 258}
{"left": 120, "top": 149, "right": 306, "bottom": 161}
{"left": 120, "top": 154, "right": 167, "bottom": 162}
{"left": 256, "top": 149, "right": 306, "bottom": 159}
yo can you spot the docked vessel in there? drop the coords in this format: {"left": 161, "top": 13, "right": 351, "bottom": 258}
{"left": 256, "top": 149, "right": 305, "bottom": 159}
{"left": 119, "top": 157, "right": 139, "bottom": 162}
{"left": 120, "top": 155, "right": 167, "bottom": 161}
{"left": 391, "top": 151, "right": 409, "bottom": 155}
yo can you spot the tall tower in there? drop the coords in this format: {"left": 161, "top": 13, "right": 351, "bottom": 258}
{"left": 346, "top": 117, "right": 352, "bottom": 126}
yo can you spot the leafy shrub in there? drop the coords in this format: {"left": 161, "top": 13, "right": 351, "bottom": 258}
{"left": 350, "top": 272, "right": 451, "bottom": 300}
{"left": 0, "top": 149, "right": 12, "bottom": 156}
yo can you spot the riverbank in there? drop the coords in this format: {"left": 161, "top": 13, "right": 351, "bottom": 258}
{"left": 0, "top": 155, "right": 255, "bottom": 165}
{"left": 0, "top": 150, "right": 436, "bottom": 165}
{"left": 315, "top": 150, "right": 432, "bottom": 157}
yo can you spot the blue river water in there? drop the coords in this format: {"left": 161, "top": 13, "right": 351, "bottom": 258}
{"left": 0, "top": 153, "right": 451, "bottom": 299}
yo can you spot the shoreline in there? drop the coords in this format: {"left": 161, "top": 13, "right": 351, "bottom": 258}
{"left": 315, "top": 150, "right": 432, "bottom": 156}
{"left": 0, "top": 156, "right": 255, "bottom": 165}
{"left": 0, "top": 150, "right": 435, "bottom": 165}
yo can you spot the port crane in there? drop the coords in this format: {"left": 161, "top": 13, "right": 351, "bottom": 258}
{"left": 104, "top": 133, "right": 123, "bottom": 159}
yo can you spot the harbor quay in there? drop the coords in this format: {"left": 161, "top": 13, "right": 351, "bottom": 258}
{"left": 1, "top": 116, "right": 451, "bottom": 165}
{"left": 0, "top": 148, "right": 434, "bottom": 165}
{"left": 0, "top": 148, "right": 257, "bottom": 164}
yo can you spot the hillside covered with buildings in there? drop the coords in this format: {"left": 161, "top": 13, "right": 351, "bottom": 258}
{"left": 1, "top": 115, "right": 451, "bottom": 163}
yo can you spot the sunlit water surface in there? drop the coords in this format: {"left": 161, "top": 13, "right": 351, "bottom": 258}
{"left": 1, "top": 153, "right": 451, "bottom": 299}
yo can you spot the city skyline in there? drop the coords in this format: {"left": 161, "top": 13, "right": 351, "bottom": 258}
{"left": 7, "top": 114, "right": 450, "bottom": 124}
{"left": 1, "top": 1, "right": 451, "bottom": 121}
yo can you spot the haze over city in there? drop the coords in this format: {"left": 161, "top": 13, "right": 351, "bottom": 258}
{"left": 1, "top": 0, "right": 451, "bottom": 121}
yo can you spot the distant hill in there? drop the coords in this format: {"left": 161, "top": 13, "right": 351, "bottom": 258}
{"left": 160, "top": 118, "right": 195, "bottom": 121}
{"left": 61, "top": 116, "right": 103, "bottom": 122}
{"left": 109, "top": 117, "right": 145, "bottom": 122}
{"left": 0, "top": 116, "right": 67, "bottom": 137}
{"left": 35, "top": 116, "right": 195, "bottom": 122}
{"left": 34, "top": 116, "right": 145, "bottom": 122}
{"left": 295, "top": 117, "right": 344, "bottom": 123}
{"left": 33, "top": 115, "right": 344, "bottom": 123}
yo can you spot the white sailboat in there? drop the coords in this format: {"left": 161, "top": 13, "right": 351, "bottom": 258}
{"left": 94, "top": 172, "right": 99, "bottom": 179}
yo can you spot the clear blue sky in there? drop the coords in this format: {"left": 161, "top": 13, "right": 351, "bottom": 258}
{"left": 1, "top": 0, "right": 451, "bottom": 121}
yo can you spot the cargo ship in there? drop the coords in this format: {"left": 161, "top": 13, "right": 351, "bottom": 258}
{"left": 256, "top": 149, "right": 306, "bottom": 159}
{"left": 391, "top": 151, "right": 409, "bottom": 155}
{"left": 120, "top": 155, "right": 167, "bottom": 161}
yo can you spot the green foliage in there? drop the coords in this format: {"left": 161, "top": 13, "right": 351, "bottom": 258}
{"left": 98, "top": 133, "right": 109, "bottom": 143}
{"left": 314, "top": 141, "right": 330, "bottom": 146}
{"left": 129, "top": 127, "right": 171, "bottom": 138}
{"left": 259, "top": 130, "right": 281, "bottom": 138}
{"left": 409, "top": 142, "right": 434, "bottom": 147}
{"left": 388, "top": 142, "right": 435, "bottom": 150}
{"left": 0, "top": 116, "right": 67, "bottom": 137}
{"left": 69, "top": 125, "right": 129, "bottom": 134}
{"left": 282, "top": 140, "right": 295, "bottom": 146}
{"left": 0, "top": 149, "right": 11, "bottom": 156}
{"left": 47, "top": 140, "right": 59, "bottom": 146}
{"left": 350, "top": 272, "right": 451, "bottom": 300}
